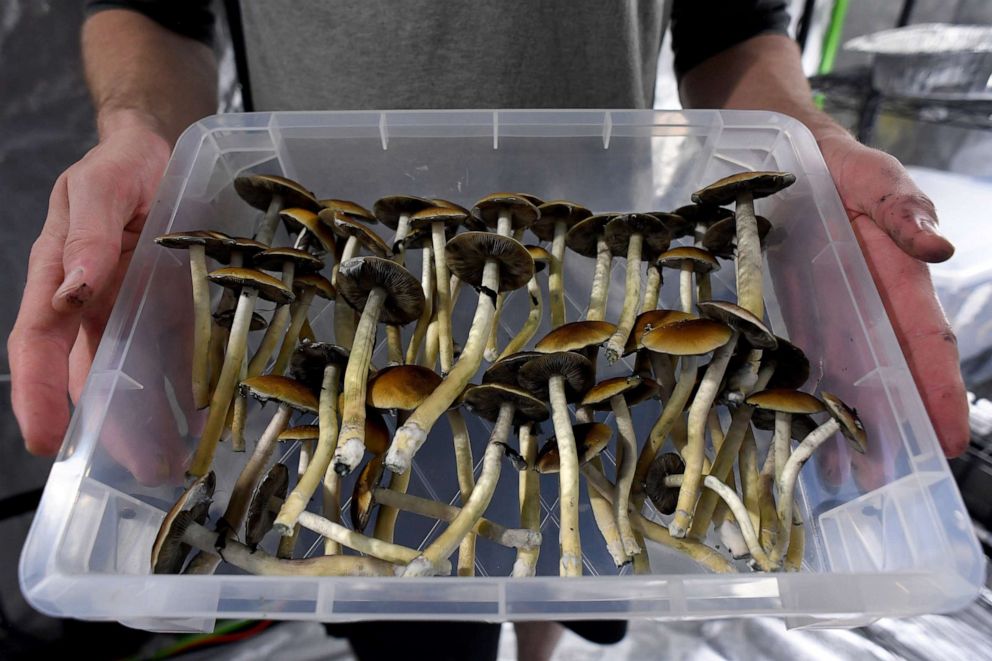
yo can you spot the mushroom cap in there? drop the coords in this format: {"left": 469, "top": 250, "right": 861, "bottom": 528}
{"left": 154, "top": 230, "right": 229, "bottom": 251}
{"left": 471, "top": 193, "right": 541, "bottom": 231}
{"left": 483, "top": 351, "right": 542, "bottom": 387}
{"left": 351, "top": 453, "right": 385, "bottom": 532}
{"left": 670, "top": 204, "right": 733, "bottom": 230}
{"left": 318, "top": 211, "right": 390, "bottom": 257}
{"left": 565, "top": 213, "right": 616, "bottom": 257}
{"left": 204, "top": 236, "right": 269, "bottom": 265}
{"left": 289, "top": 341, "right": 351, "bottom": 393}
{"left": 535, "top": 422, "right": 612, "bottom": 474}
{"left": 234, "top": 174, "right": 320, "bottom": 212}
{"left": 525, "top": 245, "right": 553, "bottom": 273}
{"left": 244, "top": 463, "right": 289, "bottom": 548}
{"left": 213, "top": 309, "right": 268, "bottom": 331}
{"left": 691, "top": 171, "right": 797, "bottom": 206}
{"left": 697, "top": 300, "right": 777, "bottom": 350}
{"left": 278, "top": 425, "right": 320, "bottom": 442}
{"left": 648, "top": 211, "right": 696, "bottom": 238}
{"left": 462, "top": 383, "right": 549, "bottom": 424}
{"left": 753, "top": 409, "right": 818, "bottom": 439}
{"left": 293, "top": 273, "right": 336, "bottom": 300}
{"left": 535, "top": 320, "right": 616, "bottom": 354}
{"left": 279, "top": 208, "right": 337, "bottom": 254}
{"left": 655, "top": 246, "right": 720, "bottom": 274}
{"left": 373, "top": 195, "right": 434, "bottom": 229}
{"left": 531, "top": 200, "right": 592, "bottom": 241}
{"left": 408, "top": 206, "right": 469, "bottom": 232}
{"left": 515, "top": 193, "right": 545, "bottom": 208}
{"left": 701, "top": 215, "right": 773, "bottom": 259}
{"left": 764, "top": 337, "right": 811, "bottom": 390}
{"left": 822, "top": 392, "right": 867, "bottom": 453}
{"left": 336, "top": 257, "right": 425, "bottom": 325}
{"left": 580, "top": 375, "right": 659, "bottom": 410}
{"left": 641, "top": 318, "right": 734, "bottom": 356}
{"left": 318, "top": 198, "right": 376, "bottom": 223}
{"left": 237, "top": 375, "right": 318, "bottom": 413}
{"left": 625, "top": 309, "right": 697, "bottom": 355}
{"left": 253, "top": 247, "right": 324, "bottom": 275}
{"left": 445, "top": 232, "right": 535, "bottom": 293}
{"left": 605, "top": 213, "right": 672, "bottom": 259}
{"left": 431, "top": 198, "right": 471, "bottom": 214}
{"left": 208, "top": 267, "right": 296, "bottom": 305}
{"left": 367, "top": 365, "right": 442, "bottom": 412}
{"left": 151, "top": 472, "right": 215, "bottom": 574}
{"left": 643, "top": 453, "right": 685, "bottom": 515}
{"left": 518, "top": 351, "right": 595, "bottom": 402}
{"left": 745, "top": 389, "right": 825, "bottom": 414}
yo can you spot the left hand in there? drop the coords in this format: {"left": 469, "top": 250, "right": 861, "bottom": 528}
{"left": 818, "top": 132, "right": 969, "bottom": 458}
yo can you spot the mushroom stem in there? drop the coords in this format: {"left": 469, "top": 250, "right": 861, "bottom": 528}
{"left": 332, "top": 237, "right": 360, "bottom": 349}
{"left": 497, "top": 211, "right": 512, "bottom": 237}
{"left": 498, "top": 276, "right": 543, "bottom": 360}
{"left": 322, "top": 471, "right": 342, "bottom": 556}
{"left": 392, "top": 212, "right": 412, "bottom": 263}
{"left": 738, "top": 427, "right": 762, "bottom": 536}
{"left": 277, "top": 438, "right": 314, "bottom": 559}
{"left": 295, "top": 511, "right": 446, "bottom": 570}
{"left": 586, "top": 455, "right": 630, "bottom": 569}
{"left": 549, "top": 375, "right": 583, "bottom": 576}
{"left": 669, "top": 330, "right": 740, "bottom": 538}
{"left": 275, "top": 365, "right": 341, "bottom": 535}
{"left": 254, "top": 193, "right": 283, "bottom": 245}
{"left": 734, "top": 193, "right": 763, "bottom": 318}
{"left": 679, "top": 264, "right": 694, "bottom": 314}
{"left": 189, "top": 287, "right": 260, "bottom": 477}
{"left": 230, "top": 388, "right": 248, "bottom": 452}
{"left": 333, "top": 287, "right": 387, "bottom": 475}
{"left": 634, "top": 356, "right": 697, "bottom": 493}
{"left": 386, "top": 326, "right": 404, "bottom": 366}
{"left": 586, "top": 235, "right": 612, "bottom": 321}
{"left": 247, "top": 262, "right": 296, "bottom": 377}
{"left": 483, "top": 292, "right": 506, "bottom": 363}
{"left": 421, "top": 313, "right": 440, "bottom": 370}
{"left": 773, "top": 412, "right": 793, "bottom": 482}
{"left": 372, "top": 467, "right": 411, "bottom": 544}
{"left": 511, "top": 423, "right": 543, "bottom": 577}
{"left": 449, "top": 409, "right": 477, "bottom": 576}
{"left": 604, "top": 234, "right": 644, "bottom": 362}
{"left": 549, "top": 219, "right": 568, "bottom": 328}
{"left": 431, "top": 224, "right": 455, "bottom": 372}
{"left": 611, "top": 394, "right": 641, "bottom": 558}
{"left": 271, "top": 288, "right": 317, "bottom": 376}
{"left": 784, "top": 509, "right": 805, "bottom": 572}
{"left": 188, "top": 244, "right": 212, "bottom": 409}
{"left": 640, "top": 264, "right": 662, "bottom": 315}
{"left": 697, "top": 272, "right": 712, "bottom": 303}
{"left": 405, "top": 247, "right": 435, "bottom": 365}
{"left": 387, "top": 259, "right": 500, "bottom": 474}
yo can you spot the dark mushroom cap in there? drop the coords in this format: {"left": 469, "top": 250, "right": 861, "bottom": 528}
{"left": 408, "top": 206, "right": 469, "bottom": 232}
{"left": 701, "top": 215, "right": 773, "bottom": 259}
{"left": 234, "top": 174, "right": 319, "bottom": 212}
{"left": 471, "top": 193, "right": 541, "bottom": 231}
{"left": 462, "top": 383, "right": 549, "bottom": 424}
{"left": 518, "top": 351, "right": 594, "bottom": 402}
{"left": 580, "top": 375, "right": 659, "bottom": 410}
{"left": 671, "top": 204, "right": 733, "bottom": 230}
{"left": 319, "top": 211, "right": 390, "bottom": 257}
{"left": 279, "top": 208, "right": 337, "bottom": 254}
{"left": 753, "top": 409, "right": 818, "bottom": 439}
{"left": 244, "top": 463, "right": 289, "bottom": 548}
{"left": 373, "top": 195, "right": 434, "bottom": 229}
{"left": 203, "top": 236, "right": 269, "bottom": 264}
{"left": 336, "top": 257, "right": 425, "bottom": 325}
{"left": 641, "top": 318, "right": 734, "bottom": 356}
{"left": 213, "top": 309, "right": 268, "bottom": 332}
{"left": 535, "top": 320, "right": 616, "bottom": 354}
{"left": 535, "top": 422, "right": 612, "bottom": 474}
{"left": 655, "top": 246, "right": 720, "bottom": 274}
{"left": 698, "top": 300, "right": 777, "bottom": 350}
{"left": 151, "top": 472, "right": 215, "bottom": 574}
{"left": 531, "top": 200, "right": 592, "bottom": 241}
{"left": 525, "top": 245, "right": 553, "bottom": 273}
{"left": 367, "top": 365, "right": 442, "bottom": 412}
{"left": 691, "top": 171, "right": 797, "bottom": 206}
{"left": 483, "top": 351, "right": 542, "bottom": 387}
{"left": 565, "top": 213, "right": 617, "bottom": 257}
{"left": 643, "top": 453, "right": 685, "bottom": 515}
{"left": 822, "top": 392, "right": 867, "bottom": 453}
{"left": 745, "top": 389, "right": 825, "bottom": 414}
{"left": 626, "top": 309, "right": 697, "bottom": 355}
{"left": 605, "top": 213, "right": 672, "bottom": 259}
{"left": 289, "top": 341, "right": 350, "bottom": 393}
{"left": 763, "top": 337, "right": 811, "bottom": 390}
{"left": 293, "top": 273, "right": 336, "bottom": 301}
{"left": 278, "top": 425, "right": 320, "bottom": 442}
{"left": 350, "top": 454, "right": 385, "bottom": 532}
{"left": 318, "top": 198, "right": 376, "bottom": 223}
{"left": 648, "top": 211, "right": 696, "bottom": 238}
{"left": 445, "top": 232, "right": 535, "bottom": 293}
{"left": 431, "top": 198, "right": 471, "bottom": 214}
{"left": 237, "top": 375, "right": 318, "bottom": 413}
{"left": 515, "top": 193, "right": 545, "bottom": 208}
{"left": 154, "top": 230, "right": 229, "bottom": 251}
{"left": 208, "top": 267, "right": 296, "bottom": 305}
{"left": 253, "top": 247, "right": 324, "bottom": 275}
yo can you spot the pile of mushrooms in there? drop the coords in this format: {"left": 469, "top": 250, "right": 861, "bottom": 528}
{"left": 152, "top": 171, "right": 869, "bottom": 578}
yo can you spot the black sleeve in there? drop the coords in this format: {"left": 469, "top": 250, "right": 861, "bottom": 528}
{"left": 84, "top": 0, "right": 216, "bottom": 49}
{"left": 670, "top": 0, "right": 791, "bottom": 81}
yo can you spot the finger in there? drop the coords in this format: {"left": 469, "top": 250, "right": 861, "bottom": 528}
{"left": 851, "top": 213, "right": 970, "bottom": 457}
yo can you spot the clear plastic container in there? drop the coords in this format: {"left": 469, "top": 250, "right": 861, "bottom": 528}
{"left": 19, "top": 110, "right": 984, "bottom": 633}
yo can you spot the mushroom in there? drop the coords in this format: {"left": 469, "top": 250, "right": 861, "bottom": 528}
{"left": 497, "top": 245, "right": 552, "bottom": 360}
{"left": 642, "top": 452, "right": 685, "bottom": 517}
{"left": 670, "top": 204, "right": 733, "bottom": 301}
{"left": 332, "top": 257, "right": 425, "bottom": 476}
{"left": 531, "top": 200, "right": 592, "bottom": 328}
{"left": 746, "top": 389, "right": 826, "bottom": 488}
{"left": 624, "top": 308, "right": 697, "bottom": 398}
{"left": 188, "top": 268, "right": 295, "bottom": 477}
{"left": 518, "top": 351, "right": 594, "bottom": 576}
{"left": 280, "top": 207, "right": 337, "bottom": 256}
{"left": 701, "top": 214, "right": 773, "bottom": 261}
{"left": 213, "top": 309, "right": 268, "bottom": 424}
{"left": 234, "top": 174, "right": 320, "bottom": 245}
{"left": 245, "top": 463, "right": 289, "bottom": 551}
{"left": 637, "top": 213, "right": 685, "bottom": 312}
{"left": 602, "top": 214, "right": 672, "bottom": 362}
{"left": 151, "top": 471, "right": 215, "bottom": 574}
{"left": 270, "top": 274, "right": 336, "bottom": 376}
{"left": 564, "top": 213, "right": 617, "bottom": 321}
{"left": 386, "top": 231, "right": 533, "bottom": 474}
{"left": 273, "top": 427, "right": 319, "bottom": 559}
{"left": 655, "top": 247, "right": 719, "bottom": 313}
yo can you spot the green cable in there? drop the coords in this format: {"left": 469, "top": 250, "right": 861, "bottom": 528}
{"left": 126, "top": 619, "right": 255, "bottom": 661}
{"left": 814, "top": 0, "right": 850, "bottom": 109}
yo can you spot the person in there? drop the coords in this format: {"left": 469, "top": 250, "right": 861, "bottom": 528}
{"left": 8, "top": 1, "right": 969, "bottom": 659}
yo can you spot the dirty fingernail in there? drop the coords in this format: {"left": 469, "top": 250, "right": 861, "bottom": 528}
{"left": 54, "top": 267, "right": 91, "bottom": 306}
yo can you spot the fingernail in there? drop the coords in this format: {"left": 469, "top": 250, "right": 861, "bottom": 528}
{"left": 54, "top": 267, "right": 91, "bottom": 306}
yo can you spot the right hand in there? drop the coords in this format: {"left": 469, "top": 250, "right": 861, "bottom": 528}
{"left": 9, "top": 110, "right": 182, "bottom": 483}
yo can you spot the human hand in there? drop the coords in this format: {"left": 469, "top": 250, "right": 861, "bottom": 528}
{"left": 817, "top": 132, "right": 969, "bottom": 458}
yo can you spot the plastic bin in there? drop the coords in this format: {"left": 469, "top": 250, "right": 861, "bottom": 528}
{"left": 19, "top": 110, "right": 984, "bottom": 632}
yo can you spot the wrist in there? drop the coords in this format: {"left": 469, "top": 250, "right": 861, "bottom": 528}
{"left": 96, "top": 107, "right": 169, "bottom": 143}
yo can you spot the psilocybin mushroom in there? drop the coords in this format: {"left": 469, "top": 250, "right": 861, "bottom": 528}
{"left": 373, "top": 194, "right": 434, "bottom": 262}
{"left": 332, "top": 257, "right": 425, "bottom": 476}
{"left": 745, "top": 389, "right": 826, "bottom": 485}
{"left": 642, "top": 452, "right": 685, "bottom": 516}
{"left": 471, "top": 192, "right": 540, "bottom": 238}
{"left": 188, "top": 268, "right": 295, "bottom": 477}
{"left": 565, "top": 213, "right": 617, "bottom": 321}
{"left": 655, "top": 247, "right": 719, "bottom": 313}
{"left": 691, "top": 171, "right": 795, "bottom": 318}
{"left": 151, "top": 471, "right": 215, "bottom": 573}
{"left": 279, "top": 208, "right": 337, "bottom": 256}
{"left": 245, "top": 463, "right": 289, "bottom": 551}
{"left": 532, "top": 200, "right": 592, "bottom": 328}
{"left": 701, "top": 214, "right": 773, "bottom": 261}
{"left": 234, "top": 174, "right": 320, "bottom": 245}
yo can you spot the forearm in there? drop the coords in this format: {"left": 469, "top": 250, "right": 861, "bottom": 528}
{"left": 83, "top": 9, "right": 218, "bottom": 145}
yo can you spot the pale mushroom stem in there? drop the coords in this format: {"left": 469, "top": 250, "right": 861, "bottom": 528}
{"left": 738, "top": 427, "right": 762, "bottom": 536}
{"left": 322, "top": 472, "right": 342, "bottom": 556}
{"left": 669, "top": 330, "right": 740, "bottom": 538}
{"left": 188, "top": 244, "right": 212, "bottom": 409}
{"left": 448, "top": 408, "right": 477, "bottom": 575}
{"left": 483, "top": 292, "right": 506, "bottom": 363}
{"left": 431, "top": 224, "right": 455, "bottom": 370}
{"left": 372, "top": 468, "right": 410, "bottom": 544}
{"left": 773, "top": 412, "right": 793, "bottom": 482}
{"left": 270, "top": 288, "right": 317, "bottom": 376}
{"left": 230, "top": 389, "right": 248, "bottom": 452}
{"left": 277, "top": 438, "right": 314, "bottom": 559}
{"left": 189, "top": 288, "right": 260, "bottom": 477}
{"left": 209, "top": 254, "right": 243, "bottom": 392}
{"left": 611, "top": 395, "right": 641, "bottom": 558}
{"left": 697, "top": 273, "right": 713, "bottom": 304}
{"left": 549, "top": 375, "right": 583, "bottom": 576}
{"left": 586, "top": 235, "right": 612, "bottom": 321}
{"left": 640, "top": 264, "right": 662, "bottom": 315}
{"left": 586, "top": 455, "right": 630, "bottom": 569}
{"left": 405, "top": 246, "right": 435, "bottom": 365}
{"left": 734, "top": 194, "right": 764, "bottom": 319}
{"left": 498, "top": 276, "right": 543, "bottom": 360}
{"left": 784, "top": 509, "right": 805, "bottom": 572}
{"left": 385, "top": 326, "right": 404, "bottom": 367}
{"left": 387, "top": 259, "right": 499, "bottom": 474}
{"left": 550, "top": 219, "right": 568, "bottom": 327}
{"left": 679, "top": 264, "right": 694, "bottom": 314}
{"left": 393, "top": 212, "right": 412, "bottom": 264}
{"left": 332, "top": 236, "right": 360, "bottom": 349}
{"left": 275, "top": 365, "right": 341, "bottom": 535}
{"left": 295, "top": 511, "right": 446, "bottom": 571}
{"left": 333, "top": 287, "right": 387, "bottom": 475}
{"left": 254, "top": 194, "right": 283, "bottom": 245}
{"left": 512, "top": 423, "right": 543, "bottom": 577}
{"left": 247, "top": 261, "right": 296, "bottom": 377}
{"left": 421, "top": 312, "right": 440, "bottom": 370}
{"left": 634, "top": 356, "right": 698, "bottom": 493}
{"left": 497, "top": 211, "right": 512, "bottom": 237}
{"left": 604, "top": 234, "right": 644, "bottom": 362}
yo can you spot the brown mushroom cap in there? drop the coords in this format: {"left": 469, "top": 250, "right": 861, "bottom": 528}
{"left": 214, "top": 309, "right": 268, "bottom": 332}
{"left": 625, "top": 309, "right": 697, "bottom": 355}
{"left": 483, "top": 351, "right": 541, "bottom": 387}
{"left": 745, "top": 389, "right": 825, "bottom": 415}
{"left": 318, "top": 198, "right": 376, "bottom": 223}
{"left": 535, "top": 320, "right": 617, "bottom": 354}
{"left": 280, "top": 208, "right": 337, "bottom": 254}
{"left": 691, "top": 171, "right": 797, "bottom": 206}
{"left": 641, "top": 318, "right": 734, "bottom": 356}
{"left": 518, "top": 351, "right": 594, "bottom": 402}
{"left": 471, "top": 193, "right": 541, "bottom": 231}
{"left": 151, "top": 472, "right": 215, "bottom": 574}
{"left": 655, "top": 246, "right": 720, "bottom": 274}
{"left": 373, "top": 195, "right": 434, "bottom": 229}
{"left": 531, "top": 200, "right": 592, "bottom": 241}
{"left": 293, "top": 273, "right": 336, "bottom": 301}
{"left": 367, "top": 365, "right": 442, "bottom": 412}
{"left": 445, "top": 232, "right": 535, "bottom": 293}
{"left": 336, "top": 257, "right": 426, "bottom": 325}
{"left": 701, "top": 215, "right": 773, "bottom": 259}
{"left": 431, "top": 198, "right": 471, "bottom": 214}
{"left": 462, "top": 383, "right": 549, "bottom": 425}
{"left": 408, "top": 206, "right": 468, "bottom": 232}
{"left": 697, "top": 300, "right": 777, "bottom": 350}
{"left": 671, "top": 204, "right": 733, "bottom": 230}
{"left": 580, "top": 375, "right": 659, "bottom": 410}
{"left": 234, "top": 174, "right": 320, "bottom": 212}
{"left": 203, "top": 236, "right": 269, "bottom": 264}
{"left": 237, "top": 375, "right": 318, "bottom": 413}
{"left": 515, "top": 193, "right": 545, "bottom": 208}
{"left": 253, "top": 247, "right": 324, "bottom": 275}
{"left": 525, "top": 245, "right": 553, "bottom": 273}
{"left": 289, "top": 341, "right": 351, "bottom": 393}
{"left": 318, "top": 211, "right": 390, "bottom": 257}
{"left": 351, "top": 453, "right": 385, "bottom": 532}
{"left": 565, "top": 213, "right": 616, "bottom": 257}
{"left": 535, "top": 422, "right": 612, "bottom": 474}
{"left": 605, "top": 213, "right": 672, "bottom": 259}
{"left": 154, "top": 230, "right": 228, "bottom": 251}
{"left": 244, "top": 463, "right": 289, "bottom": 548}
{"left": 643, "top": 452, "right": 685, "bottom": 515}
{"left": 822, "top": 392, "right": 867, "bottom": 453}
{"left": 208, "top": 267, "right": 296, "bottom": 305}
{"left": 753, "top": 409, "right": 818, "bottom": 439}
{"left": 764, "top": 337, "right": 811, "bottom": 390}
